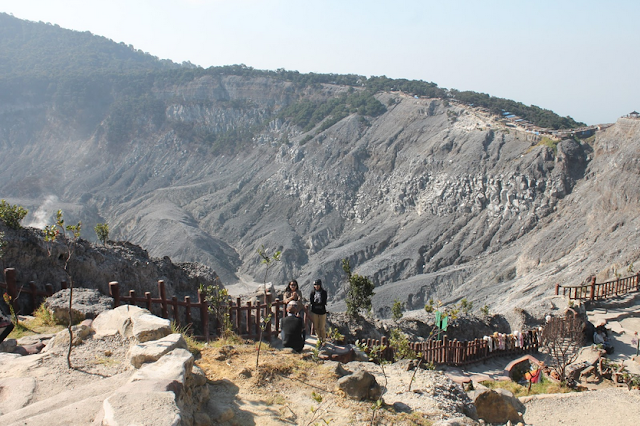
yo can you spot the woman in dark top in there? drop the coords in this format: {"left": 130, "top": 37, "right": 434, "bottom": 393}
{"left": 309, "top": 279, "right": 327, "bottom": 344}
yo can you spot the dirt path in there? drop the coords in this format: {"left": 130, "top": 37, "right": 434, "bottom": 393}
{"left": 522, "top": 387, "right": 640, "bottom": 426}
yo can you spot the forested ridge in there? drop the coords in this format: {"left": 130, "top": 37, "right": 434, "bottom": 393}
{"left": 0, "top": 12, "right": 583, "bottom": 135}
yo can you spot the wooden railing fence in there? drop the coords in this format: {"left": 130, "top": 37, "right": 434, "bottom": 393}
{"left": 7, "top": 265, "right": 630, "bottom": 368}
{"left": 556, "top": 273, "right": 640, "bottom": 301}
{"left": 358, "top": 329, "right": 541, "bottom": 366}
{"left": 0, "top": 268, "right": 69, "bottom": 314}
{"left": 108, "top": 281, "right": 312, "bottom": 342}
{"left": 109, "top": 280, "right": 210, "bottom": 341}
{"left": 225, "top": 294, "right": 312, "bottom": 341}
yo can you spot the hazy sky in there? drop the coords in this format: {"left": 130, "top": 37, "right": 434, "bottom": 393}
{"left": 2, "top": 1, "right": 639, "bottom": 125}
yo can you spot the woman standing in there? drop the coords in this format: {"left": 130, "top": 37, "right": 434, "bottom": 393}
{"left": 309, "top": 279, "right": 327, "bottom": 344}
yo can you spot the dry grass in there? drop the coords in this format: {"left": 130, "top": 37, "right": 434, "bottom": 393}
{"left": 195, "top": 339, "right": 441, "bottom": 425}
{"left": 7, "top": 304, "right": 64, "bottom": 339}
{"left": 197, "top": 341, "right": 334, "bottom": 388}
{"left": 480, "top": 377, "right": 573, "bottom": 397}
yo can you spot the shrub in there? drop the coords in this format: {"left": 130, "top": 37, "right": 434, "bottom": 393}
{"left": 540, "top": 315, "right": 585, "bottom": 382}
{"left": 342, "top": 258, "right": 375, "bottom": 318}
{"left": 33, "top": 303, "right": 58, "bottom": 326}
{"left": 389, "top": 328, "right": 417, "bottom": 362}
{"left": 392, "top": 299, "right": 405, "bottom": 322}
{"left": 480, "top": 304, "right": 490, "bottom": 318}
{"left": 458, "top": 298, "right": 473, "bottom": 315}
{"left": 424, "top": 298, "right": 434, "bottom": 313}
{"left": 0, "top": 199, "right": 28, "bottom": 230}
{"left": 201, "top": 283, "right": 232, "bottom": 337}
{"left": 327, "top": 327, "right": 344, "bottom": 343}
{"left": 94, "top": 223, "right": 109, "bottom": 245}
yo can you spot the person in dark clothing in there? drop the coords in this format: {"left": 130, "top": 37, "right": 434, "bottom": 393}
{"left": 281, "top": 301, "right": 306, "bottom": 353}
{"left": 309, "top": 279, "right": 327, "bottom": 344}
{"left": 0, "top": 304, "right": 14, "bottom": 346}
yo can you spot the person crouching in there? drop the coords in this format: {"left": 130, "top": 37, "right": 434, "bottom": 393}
{"left": 281, "top": 301, "right": 306, "bottom": 353}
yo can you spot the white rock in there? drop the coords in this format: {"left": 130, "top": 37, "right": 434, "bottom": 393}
{"left": 127, "top": 333, "right": 187, "bottom": 368}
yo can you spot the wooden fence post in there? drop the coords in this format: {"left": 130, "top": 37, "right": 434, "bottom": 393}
{"left": 61, "top": 280, "right": 67, "bottom": 290}
{"left": 246, "top": 301, "right": 252, "bottom": 337}
{"left": 265, "top": 293, "right": 272, "bottom": 341}
{"left": 158, "top": 280, "right": 168, "bottom": 318}
{"left": 172, "top": 296, "right": 179, "bottom": 325}
{"left": 555, "top": 283, "right": 560, "bottom": 295}
{"left": 109, "top": 281, "right": 120, "bottom": 307}
{"left": 274, "top": 298, "right": 281, "bottom": 335}
{"left": 145, "top": 292, "right": 152, "bottom": 311}
{"left": 590, "top": 276, "right": 596, "bottom": 301}
{"left": 129, "top": 290, "right": 136, "bottom": 306}
{"left": 28, "top": 281, "right": 37, "bottom": 311}
{"left": 234, "top": 298, "right": 241, "bottom": 333}
{"left": 185, "top": 296, "right": 192, "bottom": 326}
{"left": 5, "top": 268, "right": 17, "bottom": 314}
{"left": 380, "top": 336, "right": 389, "bottom": 361}
{"left": 45, "top": 283, "right": 53, "bottom": 297}
{"left": 442, "top": 335, "right": 449, "bottom": 365}
{"left": 255, "top": 301, "right": 261, "bottom": 339}
{"left": 198, "top": 289, "right": 209, "bottom": 342}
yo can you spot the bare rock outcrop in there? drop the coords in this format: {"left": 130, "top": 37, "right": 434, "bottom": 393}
{"left": 337, "top": 369, "right": 382, "bottom": 401}
{"left": 45, "top": 288, "right": 113, "bottom": 324}
{"left": 2, "top": 55, "right": 640, "bottom": 322}
{"left": 470, "top": 387, "right": 525, "bottom": 424}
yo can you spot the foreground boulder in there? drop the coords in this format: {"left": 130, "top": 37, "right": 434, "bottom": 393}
{"left": 127, "top": 333, "right": 188, "bottom": 368}
{"left": 42, "top": 323, "right": 92, "bottom": 351}
{"left": 337, "top": 369, "right": 382, "bottom": 401}
{"left": 93, "top": 305, "right": 171, "bottom": 342}
{"left": 99, "top": 348, "right": 209, "bottom": 426}
{"left": 469, "top": 387, "right": 525, "bottom": 424}
{"left": 45, "top": 288, "right": 113, "bottom": 324}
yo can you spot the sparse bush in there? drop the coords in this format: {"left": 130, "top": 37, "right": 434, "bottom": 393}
{"left": 327, "top": 327, "right": 344, "bottom": 344}
{"left": 481, "top": 375, "right": 571, "bottom": 397}
{"left": 299, "top": 134, "right": 313, "bottom": 145}
{"left": 494, "top": 267, "right": 517, "bottom": 283}
{"left": 44, "top": 209, "right": 81, "bottom": 369}
{"left": 94, "top": 223, "right": 109, "bottom": 245}
{"left": 0, "top": 231, "right": 7, "bottom": 255}
{"left": 424, "top": 298, "right": 434, "bottom": 313}
{"left": 311, "top": 391, "right": 323, "bottom": 403}
{"left": 255, "top": 246, "right": 280, "bottom": 371}
{"left": 342, "top": 258, "right": 375, "bottom": 319}
{"left": 391, "top": 299, "right": 405, "bottom": 322}
{"left": 540, "top": 315, "right": 585, "bottom": 382}
{"left": 3, "top": 292, "right": 18, "bottom": 325}
{"left": 201, "top": 283, "right": 232, "bottom": 337}
{"left": 458, "top": 298, "right": 473, "bottom": 315}
{"left": 539, "top": 136, "right": 559, "bottom": 154}
{"left": 389, "top": 328, "right": 417, "bottom": 362}
{"left": 33, "top": 303, "right": 58, "bottom": 326}
{"left": 0, "top": 199, "right": 28, "bottom": 230}
{"left": 171, "top": 321, "right": 205, "bottom": 356}
{"left": 0, "top": 231, "right": 7, "bottom": 272}
{"left": 480, "top": 304, "right": 490, "bottom": 318}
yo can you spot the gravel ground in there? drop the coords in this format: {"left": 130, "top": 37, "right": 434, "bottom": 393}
{"left": 522, "top": 387, "right": 640, "bottom": 426}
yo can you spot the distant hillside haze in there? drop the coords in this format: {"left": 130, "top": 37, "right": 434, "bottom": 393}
{"left": 0, "top": 13, "right": 177, "bottom": 77}
{"left": 2, "top": 13, "right": 637, "bottom": 319}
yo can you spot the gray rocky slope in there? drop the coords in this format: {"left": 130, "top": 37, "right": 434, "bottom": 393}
{"left": 1, "top": 74, "right": 639, "bottom": 318}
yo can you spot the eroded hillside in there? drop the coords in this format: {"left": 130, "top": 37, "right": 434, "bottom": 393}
{"left": 1, "top": 15, "right": 639, "bottom": 318}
